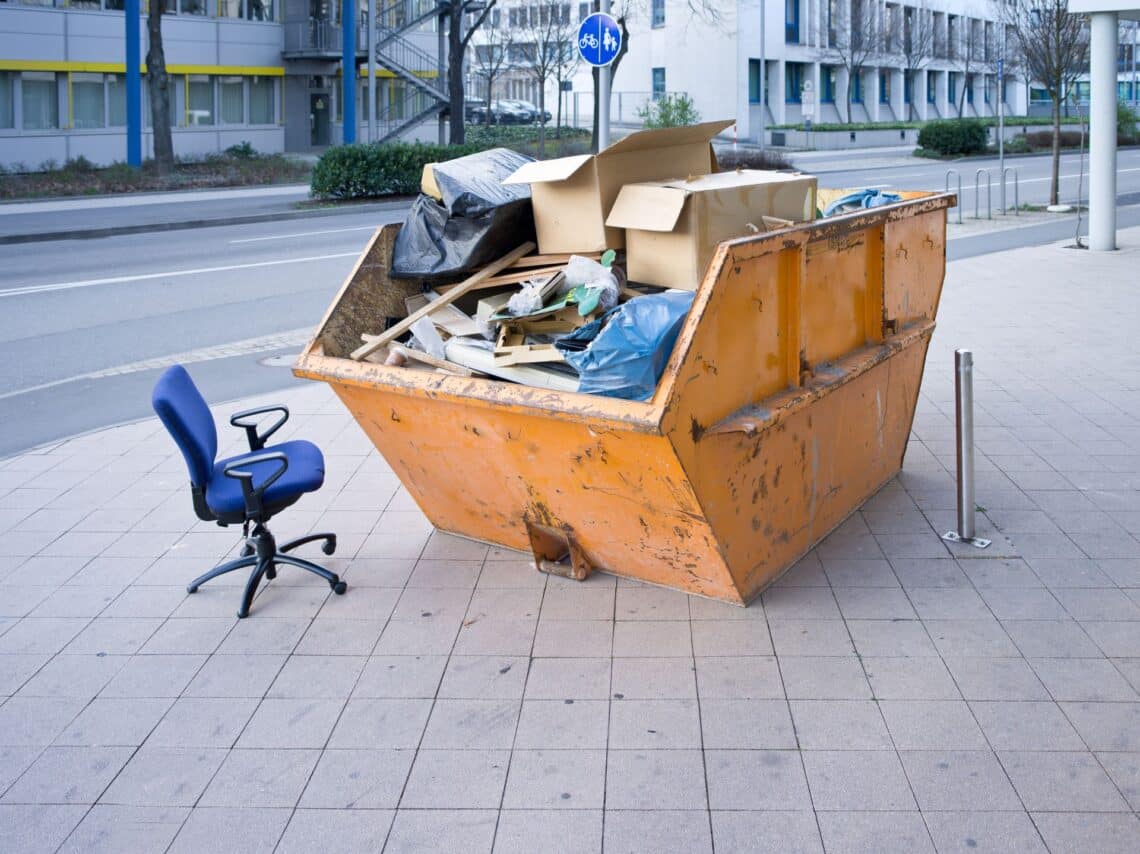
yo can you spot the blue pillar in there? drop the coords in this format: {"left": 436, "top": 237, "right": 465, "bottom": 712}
{"left": 342, "top": 0, "right": 356, "bottom": 144}
{"left": 125, "top": 0, "right": 142, "bottom": 166}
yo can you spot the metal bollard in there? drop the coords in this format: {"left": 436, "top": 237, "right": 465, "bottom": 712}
{"left": 1001, "top": 166, "right": 1019, "bottom": 216}
{"left": 943, "top": 350, "right": 991, "bottom": 549}
{"left": 974, "top": 169, "right": 992, "bottom": 220}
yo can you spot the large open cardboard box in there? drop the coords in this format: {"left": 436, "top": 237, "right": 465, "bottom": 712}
{"left": 502, "top": 119, "right": 733, "bottom": 254}
{"left": 605, "top": 171, "right": 818, "bottom": 290}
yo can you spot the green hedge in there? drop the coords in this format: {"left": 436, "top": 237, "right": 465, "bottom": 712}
{"left": 917, "top": 119, "right": 988, "bottom": 155}
{"left": 310, "top": 141, "right": 483, "bottom": 199}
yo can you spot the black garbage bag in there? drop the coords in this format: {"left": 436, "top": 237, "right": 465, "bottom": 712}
{"left": 554, "top": 291, "right": 696, "bottom": 401}
{"left": 391, "top": 147, "right": 536, "bottom": 281}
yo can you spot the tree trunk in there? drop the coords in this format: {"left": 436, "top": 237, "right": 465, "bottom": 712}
{"left": 556, "top": 84, "right": 563, "bottom": 137}
{"left": 590, "top": 17, "right": 629, "bottom": 152}
{"left": 1050, "top": 96, "right": 1062, "bottom": 205}
{"left": 146, "top": 4, "right": 174, "bottom": 174}
{"left": 485, "top": 71, "right": 494, "bottom": 126}
{"left": 447, "top": 10, "right": 465, "bottom": 144}
{"left": 537, "top": 82, "right": 546, "bottom": 156}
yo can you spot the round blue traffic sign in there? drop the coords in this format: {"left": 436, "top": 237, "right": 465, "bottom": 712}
{"left": 577, "top": 13, "right": 621, "bottom": 68}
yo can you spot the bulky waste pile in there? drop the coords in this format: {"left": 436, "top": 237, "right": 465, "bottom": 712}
{"left": 348, "top": 122, "right": 822, "bottom": 401}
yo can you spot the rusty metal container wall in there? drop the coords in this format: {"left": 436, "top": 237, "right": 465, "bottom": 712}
{"left": 294, "top": 193, "right": 954, "bottom": 604}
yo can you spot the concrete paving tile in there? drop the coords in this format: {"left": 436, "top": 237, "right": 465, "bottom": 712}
{"left": 384, "top": 809, "right": 496, "bottom": 854}
{"left": 605, "top": 750, "right": 707, "bottom": 809}
{"left": 999, "top": 750, "right": 1130, "bottom": 811}
{"left": 63, "top": 617, "right": 163, "bottom": 655}
{"left": 821, "top": 558, "right": 900, "bottom": 588}
{"left": 889, "top": 558, "right": 971, "bottom": 589}
{"left": 15, "top": 652, "right": 127, "bottom": 699}
{"left": 691, "top": 619, "right": 773, "bottom": 656}
{"left": 0, "top": 803, "right": 88, "bottom": 854}
{"left": 711, "top": 810, "right": 822, "bottom": 853}
{"left": 452, "top": 618, "right": 537, "bottom": 657}
{"left": 1054, "top": 587, "right": 1140, "bottom": 620}
{"left": 167, "top": 806, "right": 291, "bottom": 854}
{"left": 391, "top": 587, "right": 472, "bottom": 623}
{"left": 372, "top": 619, "right": 460, "bottom": 656}
{"left": 602, "top": 810, "right": 711, "bottom": 854}
{"left": 267, "top": 654, "right": 365, "bottom": 699}
{"left": 1082, "top": 620, "right": 1140, "bottom": 657}
{"left": 199, "top": 748, "right": 320, "bottom": 808}
{"left": 216, "top": 617, "right": 310, "bottom": 656}
{"left": 800, "top": 750, "right": 916, "bottom": 811}
{"left": 401, "top": 749, "right": 509, "bottom": 808}
{"left": 1099, "top": 559, "right": 1140, "bottom": 586}
{"left": 139, "top": 617, "right": 234, "bottom": 655}
{"left": 98, "top": 585, "right": 186, "bottom": 620}
{"left": 1097, "top": 751, "right": 1140, "bottom": 810}
{"left": 437, "top": 655, "right": 528, "bottom": 699}
{"left": 0, "top": 696, "right": 86, "bottom": 745}
{"left": 100, "top": 653, "right": 205, "bottom": 698}
{"left": 943, "top": 656, "right": 1049, "bottom": 700}
{"left": 298, "top": 748, "right": 414, "bottom": 809}
{"left": 465, "top": 588, "right": 543, "bottom": 621}
{"left": 183, "top": 654, "right": 286, "bottom": 699}
{"left": 1031, "top": 812, "right": 1140, "bottom": 854}
{"left": 525, "top": 657, "right": 611, "bottom": 700}
{"left": 0, "top": 617, "right": 90, "bottom": 655}
{"left": 1030, "top": 657, "right": 1139, "bottom": 701}
{"left": 1027, "top": 557, "right": 1115, "bottom": 588}
{"left": 28, "top": 586, "right": 120, "bottom": 618}
{"left": 864, "top": 656, "right": 960, "bottom": 699}
{"left": 539, "top": 587, "right": 615, "bottom": 621}
{"left": 326, "top": 698, "right": 431, "bottom": 749}
{"left": 146, "top": 696, "right": 259, "bottom": 748}
{"left": 330, "top": 557, "right": 415, "bottom": 588}
{"left": 100, "top": 746, "right": 226, "bottom": 806}
{"left": 688, "top": 596, "right": 768, "bottom": 620}
{"left": 420, "top": 698, "right": 520, "bottom": 749}
{"left": 832, "top": 586, "right": 916, "bottom": 620}
{"left": 0, "top": 586, "right": 54, "bottom": 619}
{"left": 790, "top": 700, "right": 892, "bottom": 749}
{"left": 404, "top": 559, "right": 481, "bottom": 588}
{"left": 494, "top": 809, "right": 602, "bottom": 854}
{"left": 237, "top": 698, "right": 345, "bottom": 749}
{"left": 295, "top": 618, "right": 385, "bottom": 656}
{"left": 816, "top": 811, "right": 934, "bottom": 854}
{"left": 612, "top": 620, "right": 692, "bottom": 657}
{"left": 1002, "top": 619, "right": 1104, "bottom": 658}
{"left": 56, "top": 805, "right": 187, "bottom": 854}
{"left": 609, "top": 698, "right": 703, "bottom": 749}
{"left": 55, "top": 697, "right": 172, "bottom": 747}
{"left": 532, "top": 620, "right": 612, "bottom": 658}
{"left": 1060, "top": 701, "right": 1140, "bottom": 751}
{"left": 977, "top": 587, "right": 1067, "bottom": 621}
{"left": 0, "top": 745, "right": 133, "bottom": 804}
{"left": 610, "top": 657, "right": 695, "bottom": 700}
{"left": 276, "top": 808, "right": 395, "bottom": 854}
{"left": 899, "top": 749, "right": 1021, "bottom": 810}
{"left": 769, "top": 619, "right": 852, "bottom": 657}
{"left": 907, "top": 587, "right": 992, "bottom": 620}
{"left": 501, "top": 749, "right": 605, "bottom": 809}
{"left": 352, "top": 655, "right": 446, "bottom": 698}
{"left": 923, "top": 811, "right": 1046, "bottom": 853}
{"left": 880, "top": 699, "right": 988, "bottom": 750}
{"left": 477, "top": 559, "right": 549, "bottom": 589}
{"left": 681, "top": 661, "right": 771, "bottom": 706}
{"left": 959, "top": 558, "right": 1043, "bottom": 588}
{"left": 0, "top": 745, "right": 41, "bottom": 794}
{"left": 514, "top": 699, "right": 608, "bottom": 749}
{"left": 779, "top": 656, "right": 870, "bottom": 700}
{"left": 926, "top": 619, "right": 1019, "bottom": 657}
{"left": 846, "top": 619, "right": 937, "bottom": 657}
{"left": 969, "top": 699, "right": 1084, "bottom": 751}
{"left": 614, "top": 585, "right": 691, "bottom": 621}
{"left": 762, "top": 586, "right": 841, "bottom": 620}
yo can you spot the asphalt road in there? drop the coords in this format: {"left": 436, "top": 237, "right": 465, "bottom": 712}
{"left": 1, "top": 146, "right": 1136, "bottom": 458}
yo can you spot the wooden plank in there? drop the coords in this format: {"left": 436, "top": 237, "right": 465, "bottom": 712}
{"left": 350, "top": 242, "right": 535, "bottom": 361}
{"left": 437, "top": 265, "right": 563, "bottom": 291}
{"left": 390, "top": 343, "right": 481, "bottom": 377}
{"left": 507, "top": 252, "right": 601, "bottom": 269}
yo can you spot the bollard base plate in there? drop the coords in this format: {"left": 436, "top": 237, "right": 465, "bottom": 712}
{"left": 942, "top": 531, "right": 991, "bottom": 549}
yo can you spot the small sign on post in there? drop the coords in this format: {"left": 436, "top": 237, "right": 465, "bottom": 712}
{"left": 801, "top": 79, "right": 815, "bottom": 132}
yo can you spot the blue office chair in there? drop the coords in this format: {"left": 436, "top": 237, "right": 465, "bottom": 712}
{"left": 152, "top": 365, "right": 345, "bottom": 618}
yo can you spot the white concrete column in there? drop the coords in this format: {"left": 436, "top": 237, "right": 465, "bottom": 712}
{"left": 890, "top": 67, "right": 905, "bottom": 122}
{"left": 869, "top": 67, "right": 882, "bottom": 122}
{"left": 1090, "top": 11, "right": 1118, "bottom": 251}
{"left": 772, "top": 61, "right": 788, "bottom": 125}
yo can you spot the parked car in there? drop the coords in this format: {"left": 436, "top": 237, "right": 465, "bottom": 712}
{"left": 508, "top": 99, "right": 552, "bottom": 123}
{"left": 465, "top": 101, "right": 506, "bottom": 125}
{"left": 493, "top": 100, "right": 535, "bottom": 124}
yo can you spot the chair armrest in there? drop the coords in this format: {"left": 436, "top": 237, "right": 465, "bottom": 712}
{"left": 230, "top": 404, "right": 289, "bottom": 451}
{"left": 223, "top": 452, "right": 288, "bottom": 521}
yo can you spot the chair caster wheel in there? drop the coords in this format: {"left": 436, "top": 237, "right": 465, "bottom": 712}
{"left": 322, "top": 538, "right": 337, "bottom": 556}
{"left": 332, "top": 580, "right": 347, "bottom": 595}
{"left": 236, "top": 609, "right": 249, "bottom": 619}
{"left": 187, "top": 584, "right": 198, "bottom": 594}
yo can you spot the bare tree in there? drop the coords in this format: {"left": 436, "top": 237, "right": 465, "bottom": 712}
{"left": 471, "top": 7, "right": 513, "bottom": 126}
{"left": 447, "top": 0, "right": 497, "bottom": 144}
{"left": 892, "top": 3, "right": 935, "bottom": 120}
{"left": 817, "top": 0, "right": 884, "bottom": 123}
{"left": 550, "top": 10, "right": 581, "bottom": 135}
{"left": 516, "top": 3, "right": 580, "bottom": 154}
{"left": 146, "top": 0, "right": 174, "bottom": 173}
{"left": 1000, "top": 0, "right": 1088, "bottom": 204}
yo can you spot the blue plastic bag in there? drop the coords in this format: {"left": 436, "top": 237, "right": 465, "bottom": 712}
{"left": 555, "top": 291, "right": 695, "bottom": 401}
{"left": 822, "top": 188, "right": 902, "bottom": 217}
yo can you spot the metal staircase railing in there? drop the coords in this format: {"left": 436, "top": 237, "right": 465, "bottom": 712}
{"left": 376, "top": 85, "right": 446, "bottom": 144}
{"left": 370, "top": 1, "right": 446, "bottom": 140}
{"left": 376, "top": 0, "right": 444, "bottom": 49}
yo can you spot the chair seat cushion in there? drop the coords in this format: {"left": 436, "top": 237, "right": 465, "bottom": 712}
{"left": 206, "top": 440, "right": 326, "bottom": 517}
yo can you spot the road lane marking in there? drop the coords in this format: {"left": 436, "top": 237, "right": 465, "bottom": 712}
{"left": 0, "top": 252, "right": 359, "bottom": 298}
{"left": 0, "top": 184, "right": 310, "bottom": 215}
{"left": 229, "top": 225, "right": 377, "bottom": 244}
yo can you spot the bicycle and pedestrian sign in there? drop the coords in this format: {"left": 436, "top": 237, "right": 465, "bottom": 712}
{"left": 577, "top": 12, "right": 621, "bottom": 67}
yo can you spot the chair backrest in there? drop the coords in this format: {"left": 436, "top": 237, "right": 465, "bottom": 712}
{"left": 152, "top": 365, "right": 218, "bottom": 487}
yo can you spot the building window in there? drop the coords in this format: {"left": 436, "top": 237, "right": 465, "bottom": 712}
{"left": 785, "top": 0, "right": 799, "bottom": 43}
{"left": 948, "top": 73, "right": 957, "bottom": 107}
{"left": 1001, "top": 77, "right": 1009, "bottom": 104}
{"left": 578, "top": 2, "right": 588, "bottom": 22}
{"left": 652, "top": 0, "right": 664, "bottom": 27}
{"left": 748, "top": 59, "right": 765, "bottom": 104}
{"left": 903, "top": 73, "right": 912, "bottom": 105}
{"left": 786, "top": 63, "right": 803, "bottom": 103}
{"left": 246, "top": 0, "right": 272, "bottom": 20}
{"left": 878, "top": 70, "right": 889, "bottom": 104}
{"left": 927, "top": 73, "right": 936, "bottom": 103}
{"left": 22, "top": 72, "right": 59, "bottom": 130}
{"left": 250, "top": 77, "right": 276, "bottom": 124}
{"left": 851, "top": 72, "right": 863, "bottom": 104}
{"left": 107, "top": 74, "right": 126, "bottom": 127}
{"left": 827, "top": 0, "right": 837, "bottom": 48}
{"left": 220, "top": 76, "right": 244, "bottom": 123}
{"left": 965, "top": 74, "right": 974, "bottom": 104}
{"left": 821, "top": 66, "right": 836, "bottom": 103}
{"left": 180, "top": 0, "right": 207, "bottom": 14}
{"left": 72, "top": 72, "right": 106, "bottom": 129}
{"left": 0, "top": 72, "right": 13, "bottom": 129}
{"left": 187, "top": 75, "right": 214, "bottom": 125}
{"left": 651, "top": 67, "right": 665, "bottom": 100}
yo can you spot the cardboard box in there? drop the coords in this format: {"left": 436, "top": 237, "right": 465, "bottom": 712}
{"left": 604, "top": 170, "right": 818, "bottom": 291}
{"left": 502, "top": 119, "right": 734, "bottom": 254}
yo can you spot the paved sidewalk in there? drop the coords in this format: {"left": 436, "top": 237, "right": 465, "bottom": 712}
{"left": 1, "top": 232, "right": 1139, "bottom": 853}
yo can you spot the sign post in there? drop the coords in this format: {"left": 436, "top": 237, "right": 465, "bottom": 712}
{"left": 801, "top": 79, "right": 815, "bottom": 134}
{"left": 578, "top": 9, "right": 621, "bottom": 150}
{"left": 997, "top": 57, "right": 1005, "bottom": 211}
